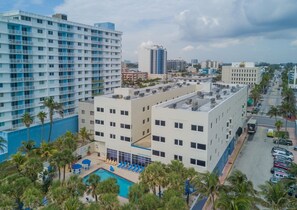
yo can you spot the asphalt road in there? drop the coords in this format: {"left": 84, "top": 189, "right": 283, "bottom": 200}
{"left": 232, "top": 126, "right": 274, "bottom": 189}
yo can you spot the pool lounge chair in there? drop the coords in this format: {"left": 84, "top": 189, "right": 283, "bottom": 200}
{"left": 128, "top": 164, "right": 134, "bottom": 170}
{"left": 133, "top": 165, "right": 139, "bottom": 172}
{"left": 122, "top": 162, "right": 128, "bottom": 168}
{"left": 117, "top": 162, "right": 123, "bottom": 168}
{"left": 113, "top": 161, "right": 117, "bottom": 166}
{"left": 138, "top": 166, "right": 144, "bottom": 173}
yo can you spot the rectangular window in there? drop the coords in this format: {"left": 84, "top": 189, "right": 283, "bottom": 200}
{"left": 95, "top": 120, "right": 104, "bottom": 125}
{"left": 48, "top": 30, "right": 53, "bottom": 35}
{"left": 120, "top": 110, "right": 128, "bottom": 115}
{"left": 37, "top": 19, "right": 43, "bottom": 24}
{"left": 197, "top": 160, "right": 206, "bottom": 167}
{"left": 190, "top": 158, "right": 196, "bottom": 165}
{"left": 174, "top": 122, "right": 183, "bottom": 129}
{"left": 191, "top": 142, "right": 196, "bottom": 148}
{"left": 174, "top": 155, "right": 183, "bottom": 161}
{"left": 152, "top": 135, "right": 159, "bottom": 141}
{"left": 160, "top": 152, "right": 165, "bottom": 157}
{"left": 109, "top": 109, "right": 116, "bottom": 114}
{"left": 155, "top": 120, "right": 160, "bottom": 125}
{"left": 198, "top": 144, "right": 206, "bottom": 150}
{"left": 198, "top": 126, "right": 204, "bottom": 132}
{"left": 152, "top": 150, "right": 159, "bottom": 156}
{"left": 37, "top": 29, "right": 43, "bottom": 34}
{"left": 110, "top": 122, "right": 116, "bottom": 127}
{"left": 96, "top": 107, "right": 104, "bottom": 112}
{"left": 48, "top": 21, "right": 53, "bottom": 25}
{"left": 191, "top": 125, "right": 197, "bottom": 131}
{"left": 161, "top": 121, "right": 165, "bottom": 126}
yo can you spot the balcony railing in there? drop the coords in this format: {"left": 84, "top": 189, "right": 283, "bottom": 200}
{"left": 11, "top": 87, "right": 23, "bottom": 91}
{"left": 11, "top": 95, "right": 24, "bottom": 101}
{"left": 24, "top": 86, "right": 35, "bottom": 90}
{"left": 11, "top": 78, "right": 23, "bottom": 82}
{"left": 12, "top": 105, "right": 24, "bottom": 110}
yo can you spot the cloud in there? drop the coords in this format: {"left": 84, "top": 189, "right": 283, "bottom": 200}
{"left": 182, "top": 45, "right": 194, "bottom": 52}
{"left": 291, "top": 40, "right": 297, "bottom": 47}
{"left": 209, "top": 39, "right": 240, "bottom": 48}
{"left": 139, "top": 40, "right": 154, "bottom": 49}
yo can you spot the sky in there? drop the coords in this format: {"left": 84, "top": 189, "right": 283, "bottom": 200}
{"left": 2, "top": 0, "right": 297, "bottom": 63}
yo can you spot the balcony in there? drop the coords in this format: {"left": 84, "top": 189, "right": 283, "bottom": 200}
{"left": 23, "top": 50, "right": 33, "bottom": 54}
{"left": 22, "top": 41, "right": 33, "bottom": 45}
{"left": 23, "top": 59, "right": 33, "bottom": 63}
{"left": 12, "top": 114, "right": 23, "bottom": 120}
{"left": 22, "top": 31, "right": 31, "bottom": 36}
{"left": 23, "top": 68, "right": 33, "bottom": 73}
{"left": 8, "top": 29, "right": 21, "bottom": 35}
{"left": 9, "top": 39, "right": 22, "bottom": 44}
{"left": 12, "top": 105, "right": 25, "bottom": 110}
{"left": 9, "top": 49, "right": 23, "bottom": 54}
{"left": 11, "top": 95, "right": 24, "bottom": 101}
{"left": 24, "top": 94, "right": 34, "bottom": 99}
{"left": 24, "top": 77, "right": 34, "bottom": 81}
{"left": 10, "top": 59, "right": 22, "bottom": 63}
{"left": 24, "top": 86, "right": 35, "bottom": 91}
{"left": 11, "top": 87, "right": 23, "bottom": 91}
{"left": 11, "top": 78, "right": 23, "bottom": 82}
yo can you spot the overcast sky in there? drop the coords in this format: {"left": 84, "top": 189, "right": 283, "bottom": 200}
{"left": 2, "top": 0, "right": 297, "bottom": 63}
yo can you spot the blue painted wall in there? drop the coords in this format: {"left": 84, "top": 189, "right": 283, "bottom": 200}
{"left": 213, "top": 137, "right": 235, "bottom": 175}
{"left": 0, "top": 115, "right": 78, "bottom": 162}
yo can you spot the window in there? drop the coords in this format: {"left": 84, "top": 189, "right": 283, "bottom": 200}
{"left": 120, "top": 136, "right": 131, "bottom": 142}
{"left": 160, "top": 152, "right": 165, "bottom": 157}
{"left": 37, "top": 29, "right": 43, "bottom": 34}
{"left": 147, "top": 106, "right": 150, "bottom": 110}
{"left": 155, "top": 120, "right": 165, "bottom": 126}
{"left": 109, "top": 109, "right": 116, "bottom": 114}
{"left": 37, "top": 19, "right": 43, "bottom": 24}
{"left": 143, "top": 107, "right": 145, "bottom": 111}
{"left": 191, "top": 125, "right": 203, "bottom": 132}
{"left": 95, "top": 132, "right": 104, "bottom": 137}
{"left": 90, "top": 121, "right": 94, "bottom": 125}
{"left": 197, "top": 160, "right": 206, "bottom": 167}
{"left": 48, "top": 39, "right": 53, "bottom": 43}
{"left": 81, "top": 110, "right": 85, "bottom": 114}
{"left": 110, "top": 122, "right": 116, "bottom": 127}
{"left": 95, "top": 120, "right": 104, "bottom": 125}
{"left": 152, "top": 135, "right": 165, "bottom": 142}
{"left": 174, "top": 122, "right": 183, "bottom": 129}
{"left": 38, "top": 47, "right": 43, "bottom": 51}
{"left": 81, "top": 119, "right": 85, "bottom": 123}
{"left": 90, "top": 111, "right": 94, "bottom": 115}
{"left": 190, "top": 158, "right": 196, "bottom": 165}
{"left": 120, "top": 124, "right": 131, "bottom": 129}
{"left": 174, "top": 155, "right": 183, "bottom": 161}
{"left": 191, "top": 125, "right": 197, "bottom": 131}
{"left": 198, "top": 126, "right": 204, "bottom": 132}
{"left": 110, "top": 134, "right": 116, "bottom": 139}
{"left": 197, "top": 143, "right": 206, "bottom": 150}
{"left": 49, "top": 47, "right": 54, "bottom": 51}
{"left": 97, "top": 107, "right": 104, "bottom": 112}
{"left": 120, "top": 110, "right": 128, "bottom": 115}
{"left": 174, "top": 139, "right": 183, "bottom": 146}
{"left": 48, "top": 21, "right": 53, "bottom": 25}
{"left": 48, "top": 30, "right": 53, "bottom": 35}
{"left": 152, "top": 150, "right": 159, "bottom": 156}
{"left": 191, "top": 142, "right": 196, "bottom": 148}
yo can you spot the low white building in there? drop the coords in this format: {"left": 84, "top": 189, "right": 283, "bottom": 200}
{"left": 92, "top": 82, "right": 248, "bottom": 173}
{"left": 222, "top": 62, "right": 261, "bottom": 85}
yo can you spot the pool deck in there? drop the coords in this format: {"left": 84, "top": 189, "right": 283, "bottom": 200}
{"left": 64, "top": 153, "right": 140, "bottom": 204}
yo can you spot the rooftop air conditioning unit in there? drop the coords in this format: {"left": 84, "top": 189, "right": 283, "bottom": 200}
{"left": 124, "top": 96, "right": 131, "bottom": 100}
{"left": 172, "top": 103, "right": 177, "bottom": 109}
{"left": 134, "top": 91, "right": 139, "bottom": 95}
{"left": 210, "top": 98, "right": 216, "bottom": 104}
{"left": 118, "top": 94, "right": 123, "bottom": 99}
{"left": 146, "top": 89, "right": 150, "bottom": 93}
{"left": 152, "top": 90, "right": 157, "bottom": 94}
{"left": 223, "top": 90, "right": 227, "bottom": 95}
{"left": 216, "top": 94, "right": 221, "bottom": 100}
{"left": 139, "top": 93, "right": 145, "bottom": 97}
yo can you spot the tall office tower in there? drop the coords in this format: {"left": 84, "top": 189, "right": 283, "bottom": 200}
{"left": 0, "top": 10, "right": 122, "bottom": 132}
{"left": 138, "top": 45, "right": 167, "bottom": 75}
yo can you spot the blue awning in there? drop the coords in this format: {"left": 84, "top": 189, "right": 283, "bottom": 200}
{"left": 72, "top": 163, "right": 82, "bottom": 170}
{"left": 82, "top": 159, "right": 91, "bottom": 165}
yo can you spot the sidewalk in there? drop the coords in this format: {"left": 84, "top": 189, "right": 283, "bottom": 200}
{"left": 203, "top": 131, "right": 249, "bottom": 210}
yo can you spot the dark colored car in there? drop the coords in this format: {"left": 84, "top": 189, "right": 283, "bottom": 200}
{"left": 288, "top": 185, "right": 297, "bottom": 198}
{"left": 273, "top": 138, "right": 293, "bottom": 146}
{"left": 270, "top": 167, "right": 288, "bottom": 174}
{"left": 294, "top": 146, "right": 297, "bottom": 151}
{"left": 274, "top": 155, "right": 293, "bottom": 163}
{"left": 274, "top": 161, "right": 291, "bottom": 170}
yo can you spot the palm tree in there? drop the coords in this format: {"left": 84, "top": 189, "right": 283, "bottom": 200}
{"left": 138, "top": 193, "right": 161, "bottom": 210}
{"left": 193, "top": 171, "right": 221, "bottom": 210}
{"left": 50, "top": 151, "right": 64, "bottom": 181}
{"left": 86, "top": 174, "right": 101, "bottom": 202}
{"left": 279, "top": 101, "right": 296, "bottom": 131}
{"left": 250, "top": 86, "right": 261, "bottom": 106}
{"left": 60, "top": 149, "right": 74, "bottom": 182}
{"left": 0, "top": 136, "right": 7, "bottom": 154}
{"left": 63, "top": 197, "right": 84, "bottom": 210}
{"left": 22, "top": 156, "right": 43, "bottom": 182}
{"left": 48, "top": 180, "right": 69, "bottom": 205}
{"left": 42, "top": 97, "right": 63, "bottom": 142}
{"left": 128, "top": 183, "right": 149, "bottom": 207}
{"left": 21, "top": 186, "right": 43, "bottom": 209}
{"left": 164, "top": 196, "right": 188, "bottom": 210}
{"left": 267, "top": 105, "right": 280, "bottom": 122}
{"left": 140, "top": 161, "right": 167, "bottom": 197}
{"left": 215, "top": 192, "right": 252, "bottom": 210}
{"left": 79, "top": 127, "right": 92, "bottom": 145}
{"left": 38, "top": 141, "right": 57, "bottom": 162}
{"left": 96, "top": 178, "right": 119, "bottom": 196}
{"left": 19, "top": 140, "right": 36, "bottom": 156}
{"left": 227, "top": 170, "right": 257, "bottom": 196}
{"left": 11, "top": 152, "right": 27, "bottom": 173}
{"left": 99, "top": 193, "right": 120, "bottom": 210}
{"left": 258, "top": 181, "right": 293, "bottom": 210}
{"left": 275, "top": 120, "right": 283, "bottom": 139}
{"left": 37, "top": 111, "right": 47, "bottom": 141}
{"left": 22, "top": 112, "right": 33, "bottom": 141}
{"left": 65, "top": 175, "right": 86, "bottom": 198}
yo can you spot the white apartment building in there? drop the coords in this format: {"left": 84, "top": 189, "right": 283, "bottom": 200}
{"left": 222, "top": 62, "right": 261, "bottom": 85}
{"left": 151, "top": 84, "right": 247, "bottom": 173}
{"left": 93, "top": 82, "right": 247, "bottom": 173}
{"left": 0, "top": 10, "right": 122, "bottom": 131}
{"left": 138, "top": 45, "right": 167, "bottom": 75}
{"left": 201, "top": 60, "right": 219, "bottom": 69}
{"left": 93, "top": 84, "right": 197, "bottom": 165}
{"left": 78, "top": 100, "right": 94, "bottom": 136}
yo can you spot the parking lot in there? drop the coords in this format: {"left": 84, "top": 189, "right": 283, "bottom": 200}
{"left": 232, "top": 126, "right": 295, "bottom": 189}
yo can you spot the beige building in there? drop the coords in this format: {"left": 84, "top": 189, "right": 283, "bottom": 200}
{"left": 222, "top": 62, "right": 261, "bottom": 85}
{"left": 92, "top": 82, "right": 247, "bottom": 173}
{"left": 201, "top": 60, "right": 219, "bottom": 69}
{"left": 78, "top": 100, "right": 95, "bottom": 138}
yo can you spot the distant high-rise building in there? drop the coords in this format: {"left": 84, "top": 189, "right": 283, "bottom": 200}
{"left": 138, "top": 45, "right": 167, "bottom": 75}
{"left": 167, "top": 59, "right": 187, "bottom": 71}
{"left": 191, "top": 59, "right": 199, "bottom": 66}
{"left": 201, "top": 60, "right": 219, "bottom": 69}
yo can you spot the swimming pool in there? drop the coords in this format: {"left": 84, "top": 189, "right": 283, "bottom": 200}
{"left": 83, "top": 168, "right": 134, "bottom": 198}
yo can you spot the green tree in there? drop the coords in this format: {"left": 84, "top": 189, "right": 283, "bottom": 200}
{"left": 140, "top": 161, "right": 167, "bottom": 197}
{"left": 85, "top": 203, "right": 102, "bottom": 210}
{"left": 50, "top": 151, "right": 63, "bottom": 180}
{"left": 128, "top": 183, "right": 149, "bottom": 207}
{"left": 63, "top": 197, "right": 84, "bottom": 210}
{"left": 193, "top": 171, "right": 221, "bottom": 210}
{"left": 86, "top": 173, "right": 101, "bottom": 202}
{"left": 215, "top": 192, "right": 252, "bottom": 210}
{"left": 275, "top": 120, "right": 283, "bottom": 139}
{"left": 19, "top": 140, "right": 36, "bottom": 156}
{"left": 65, "top": 175, "right": 86, "bottom": 198}
{"left": 0, "top": 192, "right": 16, "bottom": 210}
{"left": 42, "top": 97, "right": 63, "bottom": 142}
{"left": 138, "top": 193, "right": 161, "bottom": 210}
{"left": 0, "top": 136, "right": 7, "bottom": 154}
{"left": 164, "top": 196, "right": 188, "bottom": 210}
{"left": 48, "top": 180, "right": 69, "bottom": 205}
{"left": 37, "top": 111, "right": 47, "bottom": 141}
{"left": 258, "top": 181, "right": 293, "bottom": 210}
{"left": 96, "top": 178, "right": 119, "bottom": 196}
{"left": 267, "top": 105, "right": 280, "bottom": 122}
{"left": 227, "top": 170, "right": 257, "bottom": 196}
{"left": 250, "top": 86, "right": 261, "bottom": 106}
{"left": 99, "top": 193, "right": 120, "bottom": 210}
{"left": 22, "top": 112, "right": 33, "bottom": 141}
{"left": 38, "top": 141, "right": 57, "bottom": 162}
{"left": 21, "top": 186, "right": 43, "bottom": 209}
{"left": 279, "top": 101, "right": 296, "bottom": 131}
{"left": 60, "top": 149, "right": 74, "bottom": 182}
{"left": 22, "top": 156, "right": 43, "bottom": 182}
{"left": 79, "top": 127, "right": 93, "bottom": 145}
{"left": 11, "top": 152, "right": 27, "bottom": 173}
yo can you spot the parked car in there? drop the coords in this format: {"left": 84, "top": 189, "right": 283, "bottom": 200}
{"left": 270, "top": 176, "right": 280, "bottom": 184}
{"left": 271, "top": 166, "right": 288, "bottom": 174}
{"left": 267, "top": 129, "right": 274, "bottom": 138}
{"left": 288, "top": 185, "right": 297, "bottom": 198}
{"left": 274, "top": 155, "right": 293, "bottom": 163}
{"left": 273, "top": 138, "right": 293, "bottom": 146}
{"left": 271, "top": 146, "right": 287, "bottom": 153}
{"left": 294, "top": 146, "right": 297, "bottom": 151}
{"left": 274, "top": 161, "right": 291, "bottom": 170}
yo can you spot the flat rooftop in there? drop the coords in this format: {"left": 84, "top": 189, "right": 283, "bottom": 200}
{"left": 103, "top": 82, "right": 196, "bottom": 100}
{"left": 156, "top": 83, "right": 246, "bottom": 112}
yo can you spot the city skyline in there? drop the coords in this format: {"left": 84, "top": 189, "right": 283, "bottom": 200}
{"left": 1, "top": 0, "right": 297, "bottom": 63}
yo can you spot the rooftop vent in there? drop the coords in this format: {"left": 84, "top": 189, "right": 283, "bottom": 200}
{"left": 146, "top": 89, "right": 150, "bottom": 93}
{"left": 216, "top": 94, "right": 221, "bottom": 100}
{"left": 158, "top": 87, "right": 163, "bottom": 90}
{"left": 210, "top": 98, "right": 216, "bottom": 104}
{"left": 192, "top": 101, "right": 199, "bottom": 111}
{"left": 112, "top": 94, "right": 119, "bottom": 99}
{"left": 172, "top": 103, "right": 177, "bottom": 109}
{"left": 134, "top": 91, "right": 139, "bottom": 95}
{"left": 223, "top": 90, "right": 227, "bottom": 95}
{"left": 124, "top": 96, "right": 131, "bottom": 100}
{"left": 152, "top": 90, "right": 157, "bottom": 94}
{"left": 139, "top": 93, "right": 145, "bottom": 97}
